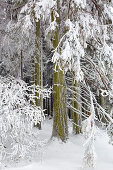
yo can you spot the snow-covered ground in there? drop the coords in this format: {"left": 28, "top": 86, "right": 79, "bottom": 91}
{"left": 5, "top": 119, "right": 113, "bottom": 170}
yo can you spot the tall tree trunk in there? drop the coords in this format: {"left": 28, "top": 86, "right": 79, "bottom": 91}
{"left": 51, "top": 4, "right": 68, "bottom": 142}
{"left": 72, "top": 80, "right": 81, "bottom": 134}
{"left": 34, "top": 19, "right": 42, "bottom": 129}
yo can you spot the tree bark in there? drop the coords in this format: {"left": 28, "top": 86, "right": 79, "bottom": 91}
{"left": 72, "top": 80, "right": 81, "bottom": 134}
{"left": 51, "top": 4, "right": 68, "bottom": 142}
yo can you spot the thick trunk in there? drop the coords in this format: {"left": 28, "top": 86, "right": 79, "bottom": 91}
{"left": 52, "top": 64, "right": 68, "bottom": 141}
{"left": 51, "top": 6, "right": 68, "bottom": 142}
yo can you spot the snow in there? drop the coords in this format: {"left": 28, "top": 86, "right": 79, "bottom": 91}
{"left": 96, "top": 132, "right": 113, "bottom": 170}
{"left": 4, "top": 119, "right": 113, "bottom": 170}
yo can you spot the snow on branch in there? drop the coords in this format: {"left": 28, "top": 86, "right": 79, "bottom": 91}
{"left": 82, "top": 91, "right": 96, "bottom": 169}
{"left": 0, "top": 76, "right": 51, "bottom": 164}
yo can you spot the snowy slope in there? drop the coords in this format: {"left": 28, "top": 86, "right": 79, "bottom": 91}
{"left": 5, "top": 119, "right": 113, "bottom": 170}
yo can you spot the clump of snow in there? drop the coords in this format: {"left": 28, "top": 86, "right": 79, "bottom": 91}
{"left": 21, "top": 15, "right": 32, "bottom": 36}
{"left": 74, "top": 0, "right": 86, "bottom": 8}
{"left": 34, "top": 0, "right": 56, "bottom": 21}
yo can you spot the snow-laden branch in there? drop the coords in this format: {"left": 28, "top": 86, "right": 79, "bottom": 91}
{"left": 0, "top": 76, "right": 51, "bottom": 164}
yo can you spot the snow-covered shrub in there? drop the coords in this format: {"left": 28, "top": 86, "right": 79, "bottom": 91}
{"left": 0, "top": 76, "right": 50, "bottom": 164}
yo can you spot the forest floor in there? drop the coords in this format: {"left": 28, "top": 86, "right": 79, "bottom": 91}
{"left": 5, "top": 119, "right": 113, "bottom": 170}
